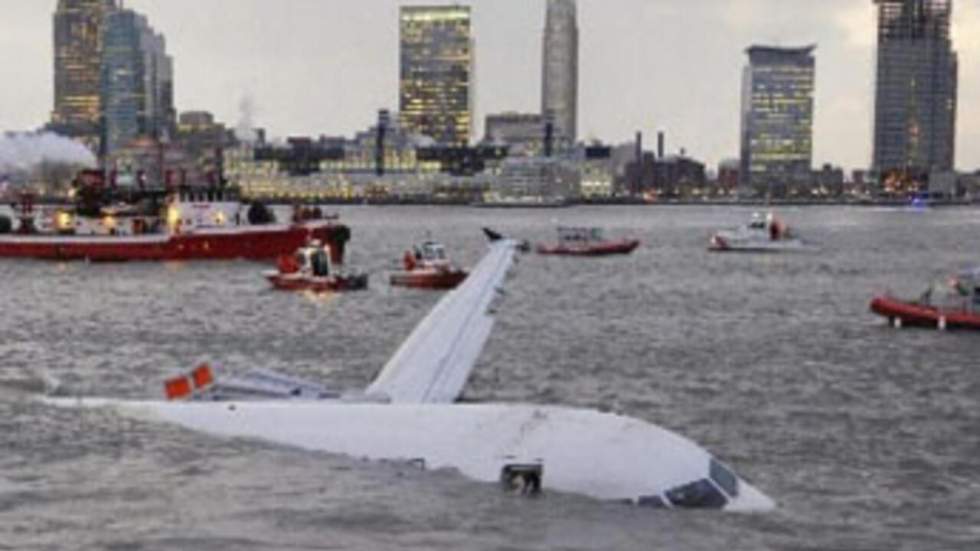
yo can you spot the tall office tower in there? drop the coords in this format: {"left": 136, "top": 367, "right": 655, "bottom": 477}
{"left": 872, "top": 0, "right": 957, "bottom": 177}
{"left": 51, "top": 0, "right": 117, "bottom": 140}
{"left": 739, "top": 46, "right": 816, "bottom": 198}
{"left": 541, "top": 0, "right": 578, "bottom": 144}
{"left": 399, "top": 6, "right": 474, "bottom": 146}
{"left": 100, "top": 8, "right": 175, "bottom": 156}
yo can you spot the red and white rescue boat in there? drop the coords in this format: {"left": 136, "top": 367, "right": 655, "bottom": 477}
{"left": 265, "top": 240, "right": 368, "bottom": 293}
{"left": 390, "top": 240, "right": 468, "bottom": 290}
{"left": 536, "top": 227, "right": 640, "bottom": 256}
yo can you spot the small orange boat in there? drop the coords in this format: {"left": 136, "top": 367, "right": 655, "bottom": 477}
{"left": 870, "top": 268, "right": 980, "bottom": 330}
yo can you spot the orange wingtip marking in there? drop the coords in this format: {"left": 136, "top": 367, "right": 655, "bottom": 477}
{"left": 191, "top": 364, "right": 215, "bottom": 389}
{"left": 165, "top": 376, "right": 193, "bottom": 401}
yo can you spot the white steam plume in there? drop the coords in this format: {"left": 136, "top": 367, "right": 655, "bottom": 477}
{"left": 235, "top": 95, "right": 259, "bottom": 143}
{"left": 0, "top": 132, "right": 97, "bottom": 172}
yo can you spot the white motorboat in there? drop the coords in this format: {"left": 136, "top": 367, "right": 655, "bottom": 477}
{"left": 709, "top": 212, "right": 814, "bottom": 253}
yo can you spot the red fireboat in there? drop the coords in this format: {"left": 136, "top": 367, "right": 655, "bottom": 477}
{"left": 536, "top": 227, "right": 640, "bottom": 256}
{"left": 265, "top": 241, "right": 368, "bottom": 293}
{"left": 871, "top": 268, "right": 980, "bottom": 331}
{"left": 0, "top": 171, "right": 349, "bottom": 264}
{"left": 390, "top": 240, "right": 468, "bottom": 290}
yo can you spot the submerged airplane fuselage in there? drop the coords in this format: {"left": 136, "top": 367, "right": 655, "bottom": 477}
{"left": 37, "top": 230, "right": 775, "bottom": 512}
{"left": 45, "top": 398, "right": 773, "bottom": 512}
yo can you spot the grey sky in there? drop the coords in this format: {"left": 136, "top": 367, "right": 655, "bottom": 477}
{"left": 2, "top": 0, "right": 978, "bottom": 171}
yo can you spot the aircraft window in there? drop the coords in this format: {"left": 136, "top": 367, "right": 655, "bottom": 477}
{"left": 710, "top": 459, "right": 739, "bottom": 498}
{"left": 666, "top": 479, "right": 727, "bottom": 509}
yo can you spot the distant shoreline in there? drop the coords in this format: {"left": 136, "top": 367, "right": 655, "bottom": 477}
{"left": 6, "top": 196, "right": 979, "bottom": 209}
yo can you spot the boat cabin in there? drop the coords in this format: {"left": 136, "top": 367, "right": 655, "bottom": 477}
{"left": 748, "top": 213, "right": 768, "bottom": 231}
{"left": 289, "top": 242, "right": 333, "bottom": 277}
{"left": 415, "top": 241, "right": 447, "bottom": 263}
{"left": 921, "top": 268, "right": 980, "bottom": 311}
{"left": 953, "top": 269, "right": 980, "bottom": 310}
{"left": 558, "top": 227, "right": 605, "bottom": 243}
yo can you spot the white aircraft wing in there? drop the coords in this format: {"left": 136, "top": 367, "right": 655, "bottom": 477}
{"left": 365, "top": 230, "right": 519, "bottom": 404}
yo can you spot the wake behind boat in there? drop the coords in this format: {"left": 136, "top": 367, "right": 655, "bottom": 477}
{"left": 39, "top": 228, "right": 773, "bottom": 512}
{"left": 871, "top": 268, "right": 980, "bottom": 330}
{"left": 709, "top": 212, "right": 813, "bottom": 253}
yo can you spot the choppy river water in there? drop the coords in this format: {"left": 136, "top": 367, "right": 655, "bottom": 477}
{"left": 1, "top": 205, "right": 979, "bottom": 550}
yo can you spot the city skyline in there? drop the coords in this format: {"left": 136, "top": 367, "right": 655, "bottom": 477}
{"left": 2, "top": 0, "right": 980, "bottom": 171}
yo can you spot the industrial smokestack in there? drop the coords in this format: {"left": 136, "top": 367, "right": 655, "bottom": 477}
{"left": 657, "top": 131, "right": 665, "bottom": 160}
{"left": 376, "top": 109, "right": 389, "bottom": 177}
{"left": 544, "top": 120, "right": 555, "bottom": 158}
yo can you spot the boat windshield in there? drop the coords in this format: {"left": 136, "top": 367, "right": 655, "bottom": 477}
{"left": 421, "top": 243, "right": 446, "bottom": 261}
{"left": 559, "top": 227, "right": 604, "bottom": 242}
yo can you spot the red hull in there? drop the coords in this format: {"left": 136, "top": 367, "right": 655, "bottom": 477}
{"left": 390, "top": 269, "right": 468, "bottom": 290}
{"left": 266, "top": 272, "right": 368, "bottom": 293}
{"left": 536, "top": 239, "right": 640, "bottom": 257}
{"left": 0, "top": 222, "right": 349, "bottom": 264}
{"left": 870, "top": 296, "right": 980, "bottom": 330}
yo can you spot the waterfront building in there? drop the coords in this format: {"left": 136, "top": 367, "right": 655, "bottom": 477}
{"left": 654, "top": 155, "right": 707, "bottom": 199}
{"left": 100, "top": 8, "right": 175, "bottom": 156}
{"left": 104, "top": 137, "right": 196, "bottom": 189}
{"left": 542, "top": 0, "right": 579, "bottom": 143}
{"left": 484, "top": 112, "right": 573, "bottom": 158}
{"left": 51, "top": 0, "right": 117, "bottom": 144}
{"left": 175, "top": 111, "right": 237, "bottom": 184}
{"left": 717, "top": 159, "right": 740, "bottom": 195}
{"left": 872, "top": 0, "right": 958, "bottom": 187}
{"left": 322, "top": 110, "right": 441, "bottom": 176}
{"left": 493, "top": 157, "right": 579, "bottom": 200}
{"left": 399, "top": 6, "right": 473, "bottom": 146}
{"left": 579, "top": 145, "right": 615, "bottom": 198}
{"left": 812, "top": 164, "right": 846, "bottom": 197}
{"left": 739, "top": 45, "right": 816, "bottom": 198}
{"left": 484, "top": 113, "right": 547, "bottom": 158}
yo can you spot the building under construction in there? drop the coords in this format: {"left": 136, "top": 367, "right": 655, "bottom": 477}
{"left": 872, "top": 0, "right": 958, "bottom": 189}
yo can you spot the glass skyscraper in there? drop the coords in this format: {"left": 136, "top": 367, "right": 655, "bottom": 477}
{"left": 541, "top": 0, "right": 578, "bottom": 144}
{"left": 51, "top": 0, "right": 117, "bottom": 140}
{"left": 399, "top": 6, "right": 473, "bottom": 146}
{"left": 872, "top": 0, "right": 957, "bottom": 179}
{"left": 100, "top": 9, "right": 175, "bottom": 156}
{"left": 739, "top": 46, "right": 816, "bottom": 198}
